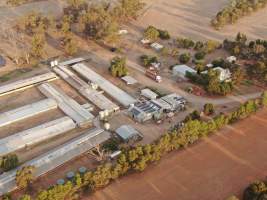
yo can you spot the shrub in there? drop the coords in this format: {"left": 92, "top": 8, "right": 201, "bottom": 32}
{"left": 158, "top": 29, "right": 170, "bottom": 40}
{"left": 110, "top": 56, "right": 128, "bottom": 77}
{"left": 0, "top": 154, "right": 19, "bottom": 172}
{"left": 194, "top": 51, "right": 206, "bottom": 60}
{"left": 144, "top": 26, "right": 159, "bottom": 41}
{"left": 203, "top": 103, "right": 215, "bottom": 115}
{"left": 179, "top": 53, "right": 191, "bottom": 64}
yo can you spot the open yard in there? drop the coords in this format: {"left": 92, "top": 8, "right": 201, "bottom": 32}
{"left": 88, "top": 109, "right": 267, "bottom": 200}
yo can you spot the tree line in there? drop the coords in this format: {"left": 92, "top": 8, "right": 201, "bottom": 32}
{"left": 211, "top": 0, "right": 267, "bottom": 29}
{"left": 5, "top": 92, "right": 267, "bottom": 200}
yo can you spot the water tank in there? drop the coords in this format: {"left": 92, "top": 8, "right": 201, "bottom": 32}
{"left": 104, "top": 110, "right": 109, "bottom": 117}
{"left": 99, "top": 111, "right": 105, "bottom": 120}
{"left": 104, "top": 123, "right": 110, "bottom": 130}
{"left": 91, "top": 83, "right": 98, "bottom": 90}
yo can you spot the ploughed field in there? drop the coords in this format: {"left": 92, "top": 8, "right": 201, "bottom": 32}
{"left": 88, "top": 109, "right": 267, "bottom": 200}
{"left": 134, "top": 0, "right": 267, "bottom": 40}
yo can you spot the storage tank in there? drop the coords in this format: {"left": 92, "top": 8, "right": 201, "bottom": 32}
{"left": 104, "top": 123, "right": 110, "bottom": 130}
{"left": 104, "top": 110, "right": 109, "bottom": 117}
{"left": 99, "top": 111, "right": 105, "bottom": 120}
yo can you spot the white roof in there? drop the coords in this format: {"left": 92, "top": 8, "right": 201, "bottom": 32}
{"left": 151, "top": 42, "right": 164, "bottom": 50}
{"left": 173, "top": 65, "right": 196, "bottom": 76}
{"left": 141, "top": 88, "right": 158, "bottom": 100}
{"left": 118, "top": 30, "right": 128, "bottom": 35}
{"left": 71, "top": 63, "right": 136, "bottom": 107}
{"left": 116, "top": 125, "right": 141, "bottom": 141}
{"left": 121, "top": 76, "right": 138, "bottom": 85}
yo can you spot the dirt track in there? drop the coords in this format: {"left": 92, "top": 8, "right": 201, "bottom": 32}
{"left": 89, "top": 109, "right": 267, "bottom": 200}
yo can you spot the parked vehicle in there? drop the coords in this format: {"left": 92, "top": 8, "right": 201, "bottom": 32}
{"left": 145, "top": 68, "right": 162, "bottom": 83}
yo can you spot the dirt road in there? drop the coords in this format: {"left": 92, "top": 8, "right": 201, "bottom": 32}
{"left": 89, "top": 109, "right": 267, "bottom": 200}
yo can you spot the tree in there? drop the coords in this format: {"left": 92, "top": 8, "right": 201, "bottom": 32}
{"left": 261, "top": 91, "right": 267, "bottom": 107}
{"left": 62, "top": 35, "right": 77, "bottom": 55}
{"left": 140, "top": 55, "right": 158, "bottom": 67}
{"left": 115, "top": 0, "right": 145, "bottom": 20}
{"left": 194, "top": 51, "right": 206, "bottom": 60}
{"left": 110, "top": 56, "right": 128, "bottom": 77}
{"left": 79, "top": 5, "right": 118, "bottom": 41}
{"left": 225, "top": 195, "right": 239, "bottom": 200}
{"left": 144, "top": 26, "right": 159, "bottom": 41}
{"left": 19, "top": 195, "right": 31, "bottom": 200}
{"left": 2, "top": 193, "right": 12, "bottom": 200}
{"left": 158, "top": 29, "right": 170, "bottom": 40}
{"left": 179, "top": 53, "right": 191, "bottom": 64}
{"left": 0, "top": 154, "right": 19, "bottom": 171}
{"left": 203, "top": 103, "right": 215, "bottom": 115}
{"left": 244, "top": 181, "right": 267, "bottom": 200}
{"left": 231, "top": 66, "right": 245, "bottom": 85}
{"left": 30, "top": 33, "right": 45, "bottom": 58}
{"left": 16, "top": 166, "right": 35, "bottom": 189}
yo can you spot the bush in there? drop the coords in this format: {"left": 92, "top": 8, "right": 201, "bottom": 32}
{"left": 203, "top": 103, "right": 215, "bottom": 115}
{"left": 158, "top": 29, "right": 170, "bottom": 40}
{"left": 110, "top": 56, "right": 128, "bottom": 77}
{"left": 0, "top": 154, "right": 19, "bottom": 172}
{"left": 194, "top": 51, "right": 206, "bottom": 60}
{"left": 179, "top": 53, "right": 191, "bottom": 64}
{"left": 144, "top": 26, "right": 159, "bottom": 41}
{"left": 176, "top": 37, "right": 195, "bottom": 49}
{"left": 140, "top": 55, "right": 158, "bottom": 67}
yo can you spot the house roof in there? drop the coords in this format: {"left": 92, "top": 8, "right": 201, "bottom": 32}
{"left": 121, "top": 76, "right": 138, "bottom": 85}
{"left": 173, "top": 65, "right": 196, "bottom": 75}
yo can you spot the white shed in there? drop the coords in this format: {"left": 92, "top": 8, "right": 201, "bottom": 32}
{"left": 141, "top": 88, "right": 158, "bottom": 100}
{"left": 172, "top": 65, "right": 197, "bottom": 78}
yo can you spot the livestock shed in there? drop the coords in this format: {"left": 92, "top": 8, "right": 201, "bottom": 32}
{"left": 0, "top": 117, "right": 76, "bottom": 156}
{"left": 53, "top": 65, "right": 119, "bottom": 114}
{"left": 172, "top": 65, "right": 196, "bottom": 79}
{"left": 0, "top": 128, "right": 110, "bottom": 195}
{"left": 115, "top": 125, "right": 143, "bottom": 142}
{"left": 71, "top": 63, "right": 136, "bottom": 107}
{"left": 39, "top": 83, "right": 94, "bottom": 127}
{"left": 0, "top": 72, "right": 58, "bottom": 97}
{"left": 0, "top": 98, "right": 57, "bottom": 128}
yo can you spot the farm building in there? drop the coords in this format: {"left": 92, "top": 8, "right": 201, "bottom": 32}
{"left": 115, "top": 125, "right": 143, "bottom": 142}
{"left": 172, "top": 65, "right": 196, "bottom": 79}
{"left": 0, "top": 128, "right": 110, "bottom": 195}
{"left": 128, "top": 100, "right": 162, "bottom": 123}
{"left": 121, "top": 76, "right": 138, "bottom": 85}
{"left": 71, "top": 63, "right": 136, "bottom": 107}
{"left": 160, "top": 93, "right": 186, "bottom": 111}
{"left": 202, "top": 67, "right": 231, "bottom": 82}
{"left": 128, "top": 93, "right": 187, "bottom": 122}
{"left": 141, "top": 88, "right": 158, "bottom": 100}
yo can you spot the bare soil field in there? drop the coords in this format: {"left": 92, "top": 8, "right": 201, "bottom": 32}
{"left": 88, "top": 109, "right": 267, "bottom": 200}
{"left": 134, "top": 0, "right": 267, "bottom": 41}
